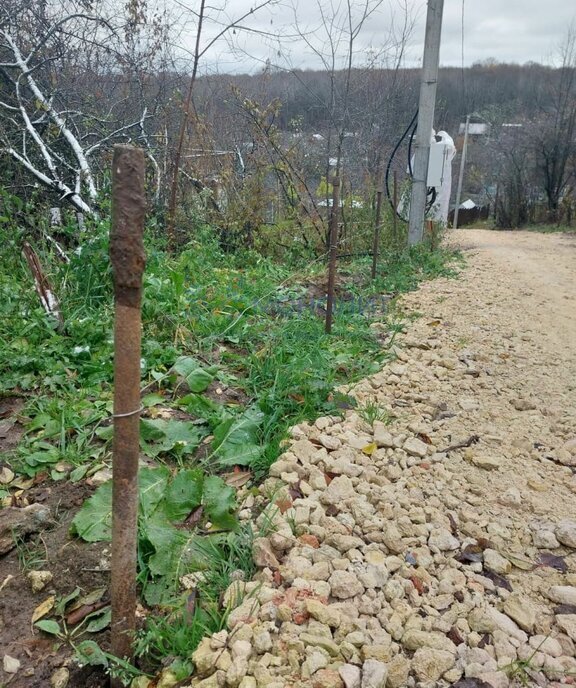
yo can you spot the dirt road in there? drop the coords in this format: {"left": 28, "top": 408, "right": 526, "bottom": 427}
{"left": 187, "top": 228, "right": 576, "bottom": 688}
{"left": 455, "top": 229, "right": 576, "bottom": 352}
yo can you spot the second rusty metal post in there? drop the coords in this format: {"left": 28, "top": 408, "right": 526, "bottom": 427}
{"left": 325, "top": 176, "right": 341, "bottom": 334}
{"left": 109, "top": 145, "right": 146, "bottom": 680}
{"left": 393, "top": 170, "right": 399, "bottom": 248}
{"left": 371, "top": 189, "right": 383, "bottom": 280}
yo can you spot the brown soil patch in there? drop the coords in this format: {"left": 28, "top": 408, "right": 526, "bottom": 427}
{"left": 0, "top": 479, "right": 109, "bottom": 687}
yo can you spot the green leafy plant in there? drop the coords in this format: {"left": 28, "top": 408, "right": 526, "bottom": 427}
{"left": 135, "top": 523, "right": 257, "bottom": 671}
{"left": 1, "top": 192, "right": 461, "bottom": 680}
{"left": 72, "top": 467, "right": 238, "bottom": 605}
{"left": 210, "top": 406, "right": 264, "bottom": 468}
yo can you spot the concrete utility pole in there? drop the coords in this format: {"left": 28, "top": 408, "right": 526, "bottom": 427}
{"left": 408, "top": 0, "right": 445, "bottom": 245}
{"left": 453, "top": 113, "right": 470, "bottom": 229}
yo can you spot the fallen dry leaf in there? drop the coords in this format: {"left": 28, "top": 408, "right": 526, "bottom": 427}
{"left": 447, "top": 626, "right": 465, "bottom": 646}
{"left": 0, "top": 466, "right": 14, "bottom": 484}
{"left": 185, "top": 589, "right": 198, "bottom": 620}
{"left": 184, "top": 505, "right": 204, "bottom": 527}
{"left": 477, "top": 634, "right": 491, "bottom": 649}
{"left": 275, "top": 498, "right": 292, "bottom": 514}
{"left": 482, "top": 568, "right": 513, "bottom": 592}
{"left": 324, "top": 472, "right": 337, "bottom": 485}
{"left": 456, "top": 544, "right": 483, "bottom": 564}
{"left": 10, "top": 477, "right": 34, "bottom": 490}
{"left": 223, "top": 470, "right": 252, "bottom": 488}
{"left": 32, "top": 596, "right": 55, "bottom": 624}
{"left": 475, "top": 537, "right": 493, "bottom": 551}
{"left": 289, "top": 483, "right": 303, "bottom": 501}
{"left": 66, "top": 601, "right": 108, "bottom": 626}
{"left": 0, "top": 574, "right": 14, "bottom": 593}
{"left": 536, "top": 552, "right": 567, "bottom": 572}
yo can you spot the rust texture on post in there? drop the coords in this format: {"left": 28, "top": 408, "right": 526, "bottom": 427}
{"left": 110, "top": 146, "right": 146, "bottom": 308}
{"left": 371, "top": 189, "right": 383, "bottom": 280}
{"left": 109, "top": 145, "right": 146, "bottom": 672}
{"left": 325, "top": 176, "right": 341, "bottom": 334}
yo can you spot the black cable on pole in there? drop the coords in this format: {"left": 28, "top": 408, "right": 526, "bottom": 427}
{"left": 385, "top": 111, "right": 438, "bottom": 219}
{"left": 384, "top": 110, "right": 417, "bottom": 216}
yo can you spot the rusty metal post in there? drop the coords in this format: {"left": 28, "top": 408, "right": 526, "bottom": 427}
{"left": 325, "top": 176, "right": 341, "bottom": 334}
{"left": 109, "top": 145, "right": 146, "bottom": 678}
{"left": 393, "top": 170, "right": 399, "bottom": 247}
{"left": 371, "top": 189, "right": 383, "bottom": 280}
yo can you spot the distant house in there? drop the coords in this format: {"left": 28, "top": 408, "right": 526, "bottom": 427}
{"left": 458, "top": 122, "right": 490, "bottom": 136}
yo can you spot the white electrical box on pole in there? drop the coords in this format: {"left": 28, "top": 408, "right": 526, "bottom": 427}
{"left": 408, "top": 0, "right": 445, "bottom": 246}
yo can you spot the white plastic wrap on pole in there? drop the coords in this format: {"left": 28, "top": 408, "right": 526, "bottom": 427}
{"left": 408, "top": 0, "right": 445, "bottom": 246}
{"left": 453, "top": 114, "right": 470, "bottom": 229}
{"left": 428, "top": 132, "right": 456, "bottom": 223}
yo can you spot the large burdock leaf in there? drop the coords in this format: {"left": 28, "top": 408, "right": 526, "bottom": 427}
{"left": 162, "top": 469, "right": 204, "bottom": 522}
{"left": 140, "top": 418, "right": 205, "bottom": 458}
{"left": 203, "top": 475, "right": 237, "bottom": 530}
{"left": 71, "top": 480, "right": 113, "bottom": 542}
{"left": 73, "top": 466, "right": 238, "bottom": 607}
{"left": 211, "top": 407, "right": 264, "bottom": 467}
{"left": 139, "top": 466, "right": 171, "bottom": 518}
{"left": 173, "top": 356, "right": 218, "bottom": 393}
{"left": 144, "top": 512, "right": 205, "bottom": 605}
{"left": 72, "top": 467, "right": 170, "bottom": 541}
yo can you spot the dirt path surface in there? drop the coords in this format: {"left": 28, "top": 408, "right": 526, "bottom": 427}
{"left": 186, "top": 230, "right": 576, "bottom": 688}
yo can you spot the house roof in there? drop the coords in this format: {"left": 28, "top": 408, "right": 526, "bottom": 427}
{"left": 459, "top": 122, "right": 490, "bottom": 135}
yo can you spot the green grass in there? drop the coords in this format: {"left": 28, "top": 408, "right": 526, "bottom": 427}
{"left": 14, "top": 535, "right": 47, "bottom": 573}
{"left": 0, "top": 206, "right": 460, "bottom": 679}
{"left": 135, "top": 524, "right": 257, "bottom": 679}
{"left": 357, "top": 401, "right": 394, "bottom": 428}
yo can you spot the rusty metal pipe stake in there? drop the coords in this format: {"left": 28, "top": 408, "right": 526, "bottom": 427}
{"left": 325, "top": 176, "right": 341, "bottom": 334}
{"left": 109, "top": 145, "right": 146, "bottom": 678}
{"left": 393, "top": 170, "right": 399, "bottom": 247}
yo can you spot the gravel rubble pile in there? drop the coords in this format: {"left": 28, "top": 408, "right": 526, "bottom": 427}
{"left": 183, "top": 232, "right": 576, "bottom": 688}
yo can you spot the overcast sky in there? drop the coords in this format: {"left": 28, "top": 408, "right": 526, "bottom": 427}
{"left": 188, "top": 0, "right": 575, "bottom": 74}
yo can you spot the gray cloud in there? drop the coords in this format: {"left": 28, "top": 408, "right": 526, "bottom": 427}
{"left": 190, "top": 0, "right": 574, "bottom": 73}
